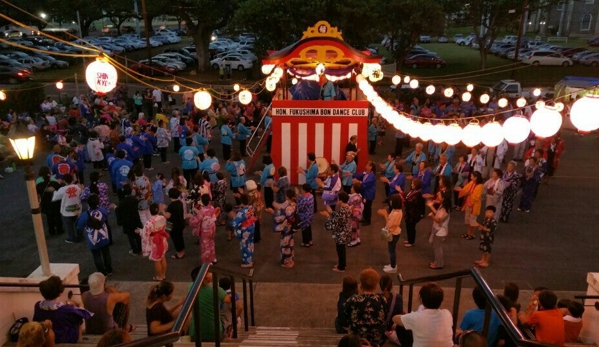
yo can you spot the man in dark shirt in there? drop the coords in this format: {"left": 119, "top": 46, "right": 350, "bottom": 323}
{"left": 345, "top": 135, "right": 360, "bottom": 164}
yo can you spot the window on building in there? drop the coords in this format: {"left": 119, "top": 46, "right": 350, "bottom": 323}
{"left": 557, "top": 1, "right": 564, "bottom": 10}
{"left": 581, "top": 13, "right": 592, "bottom": 31}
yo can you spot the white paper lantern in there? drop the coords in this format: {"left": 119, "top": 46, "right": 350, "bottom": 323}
{"left": 570, "top": 95, "right": 599, "bottom": 132}
{"left": 516, "top": 97, "right": 526, "bottom": 108}
{"left": 530, "top": 107, "right": 563, "bottom": 138}
{"left": 403, "top": 76, "right": 411, "bottom": 83}
{"left": 481, "top": 121, "right": 504, "bottom": 147}
{"left": 261, "top": 64, "right": 274, "bottom": 75}
{"left": 193, "top": 90, "right": 212, "bottom": 110}
{"left": 555, "top": 102, "right": 564, "bottom": 112}
{"left": 431, "top": 123, "right": 446, "bottom": 143}
{"left": 461, "top": 122, "right": 482, "bottom": 147}
{"left": 419, "top": 122, "right": 433, "bottom": 141}
{"left": 266, "top": 82, "right": 276, "bottom": 92}
{"left": 444, "top": 123, "right": 462, "bottom": 145}
{"left": 444, "top": 88, "right": 454, "bottom": 98}
{"left": 408, "top": 120, "right": 421, "bottom": 138}
{"left": 466, "top": 84, "right": 474, "bottom": 92}
{"left": 239, "top": 90, "right": 252, "bottom": 105}
{"left": 274, "top": 67, "right": 284, "bottom": 77}
{"left": 292, "top": 78, "right": 298, "bottom": 85}
{"left": 480, "top": 94, "right": 490, "bottom": 104}
{"left": 85, "top": 59, "right": 118, "bottom": 94}
{"left": 409, "top": 79, "right": 419, "bottom": 89}
{"left": 502, "top": 116, "right": 531, "bottom": 144}
{"left": 233, "top": 84, "right": 240, "bottom": 91}
{"left": 55, "top": 81, "right": 63, "bottom": 90}
{"left": 426, "top": 85, "right": 435, "bottom": 95}
{"left": 173, "top": 84, "right": 180, "bottom": 92}
{"left": 0, "top": 91, "right": 6, "bottom": 101}
{"left": 461, "top": 92, "right": 472, "bottom": 102}
{"left": 498, "top": 98, "right": 508, "bottom": 108}
{"left": 355, "top": 74, "right": 365, "bottom": 83}
{"left": 392, "top": 75, "right": 401, "bottom": 85}
{"left": 535, "top": 100, "right": 545, "bottom": 109}
{"left": 532, "top": 88, "right": 541, "bottom": 97}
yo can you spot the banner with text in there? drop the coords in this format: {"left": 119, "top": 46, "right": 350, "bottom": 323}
{"left": 272, "top": 100, "right": 369, "bottom": 117}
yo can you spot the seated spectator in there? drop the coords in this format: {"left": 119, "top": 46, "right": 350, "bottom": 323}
{"left": 33, "top": 276, "right": 92, "bottom": 344}
{"left": 459, "top": 330, "right": 487, "bottom": 347}
{"left": 379, "top": 274, "right": 403, "bottom": 344}
{"left": 96, "top": 328, "right": 131, "bottom": 347}
{"left": 146, "top": 281, "right": 183, "bottom": 337}
{"left": 496, "top": 295, "right": 518, "bottom": 347}
{"left": 503, "top": 282, "right": 521, "bottom": 311}
{"left": 17, "top": 320, "right": 55, "bottom": 347}
{"left": 393, "top": 282, "right": 453, "bottom": 347}
{"left": 218, "top": 276, "right": 244, "bottom": 337}
{"left": 82, "top": 272, "right": 135, "bottom": 335}
{"left": 188, "top": 267, "right": 230, "bottom": 342}
{"left": 344, "top": 269, "right": 387, "bottom": 346}
{"left": 557, "top": 299, "right": 584, "bottom": 343}
{"left": 456, "top": 286, "right": 501, "bottom": 347}
{"left": 518, "top": 289, "right": 565, "bottom": 346}
{"left": 335, "top": 276, "right": 358, "bottom": 334}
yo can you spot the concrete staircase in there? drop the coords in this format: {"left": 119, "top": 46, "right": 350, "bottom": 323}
{"left": 4, "top": 326, "right": 343, "bottom": 347}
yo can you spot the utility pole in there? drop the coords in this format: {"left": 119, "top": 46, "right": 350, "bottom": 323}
{"left": 512, "top": 0, "right": 529, "bottom": 79}
{"left": 133, "top": 0, "right": 140, "bottom": 36}
{"left": 141, "top": 0, "right": 153, "bottom": 75}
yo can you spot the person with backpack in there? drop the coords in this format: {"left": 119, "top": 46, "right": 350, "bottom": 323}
{"left": 76, "top": 195, "right": 113, "bottom": 276}
{"left": 190, "top": 194, "right": 220, "bottom": 265}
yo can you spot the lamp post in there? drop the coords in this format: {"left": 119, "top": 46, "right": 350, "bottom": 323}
{"left": 9, "top": 136, "right": 51, "bottom": 276}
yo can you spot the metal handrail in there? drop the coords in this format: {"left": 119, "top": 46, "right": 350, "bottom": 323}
{"left": 0, "top": 282, "right": 89, "bottom": 288}
{"left": 246, "top": 99, "right": 274, "bottom": 157}
{"left": 115, "top": 264, "right": 255, "bottom": 347}
{"left": 397, "top": 268, "right": 556, "bottom": 347}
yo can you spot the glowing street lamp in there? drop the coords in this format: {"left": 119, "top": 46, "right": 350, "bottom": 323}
{"left": 9, "top": 136, "right": 51, "bottom": 276}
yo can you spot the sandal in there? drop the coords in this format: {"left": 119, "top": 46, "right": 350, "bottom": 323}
{"left": 465, "top": 235, "right": 475, "bottom": 240}
{"left": 152, "top": 276, "right": 162, "bottom": 281}
{"left": 171, "top": 254, "right": 185, "bottom": 259}
{"left": 127, "top": 324, "right": 137, "bottom": 332}
{"left": 461, "top": 233, "right": 469, "bottom": 239}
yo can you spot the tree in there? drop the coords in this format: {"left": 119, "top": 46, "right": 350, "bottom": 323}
{"left": 455, "top": 0, "right": 561, "bottom": 69}
{"left": 373, "top": 0, "right": 445, "bottom": 72}
{"left": 105, "top": 1, "right": 137, "bottom": 36}
{"left": 46, "top": 0, "right": 104, "bottom": 37}
{"left": 0, "top": 0, "right": 52, "bottom": 30}
{"left": 175, "top": 0, "right": 238, "bottom": 72}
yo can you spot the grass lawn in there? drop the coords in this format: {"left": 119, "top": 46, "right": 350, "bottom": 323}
{"left": 377, "top": 42, "right": 599, "bottom": 89}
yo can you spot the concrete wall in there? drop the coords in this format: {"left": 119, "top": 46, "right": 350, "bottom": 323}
{"left": 0, "top": 264, "right": 80, "bottom": 345}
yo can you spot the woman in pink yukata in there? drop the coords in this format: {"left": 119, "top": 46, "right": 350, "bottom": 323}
{"left": 190, "top": 194, "right": 220, "bottom": 265}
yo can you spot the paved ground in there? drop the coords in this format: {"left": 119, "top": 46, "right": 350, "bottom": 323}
{"left": 1, "top": 125, "right": 598, "bottom": 292}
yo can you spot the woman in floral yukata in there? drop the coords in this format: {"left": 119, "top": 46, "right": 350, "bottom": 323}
{"left": 232, "top": 194, "right": 256, "bottom": 268}
{"left": 190, "top": 194, "right": 220, "bottom": 265}
{"left": 212, "top": 172, "right": 228, "bottom": 225}
{"left": 347, "top": 182, "right": 364, "bottom": 248}
{"left": 265, "top": 189, "right": 297, "bottom": 269}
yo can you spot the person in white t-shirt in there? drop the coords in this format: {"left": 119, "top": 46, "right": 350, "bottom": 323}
{"left": 152, "top": 88, "right": 163, "bottom": 110}
{"left": 52, "top": 173, "right": 82, "bottom": 243}
{"left": 393, "top": 282, "right": 454, "bottom": 347}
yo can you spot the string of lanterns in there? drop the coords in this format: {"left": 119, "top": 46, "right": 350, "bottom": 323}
{"left": 356, "top": 72, "right": 597, "bottom": 146}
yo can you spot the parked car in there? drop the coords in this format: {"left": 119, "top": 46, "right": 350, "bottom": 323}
{"left": 0, "top": 66, "right": 32, "bottom": 83}
{"left": 156, "top": 53, "right": 195, "bottom": 65}
{"left": 587, "top": 38, "right": 599, "bottom": 46}
{"left": 15, "top": 57, "right": 50, "bottom": 71}
{"left": 163, "top": 48, "right": 197, "bottom": 60}
{"left": 502, "top": 35, "right": 519, "bottom": 44}
{"left": 507, "top": 48, "right": 532, "bottom": 60}
{"left": 31, "top": 53, "right": 69, "bottom": 68}
{"left": 0, "top": 59, "right": 32, "bottom": 74}
{"left": 456, "top": 34, "right": 476, "bottom": 46}
{"left": 581, "top": 54, "right": 599, "bottom": 67}
{"left": 155, "top": 28, "right": 178, "bottom": 36}
{"left": 437, "top": 36, "right": 448, "bottom": 43}
{"left": 419, "top": 35, "right": 431, "bottom": 43}
{"left": 521, "top": 51, "right": 573, "bottom": 66}
{"left": 527, "top": 41, "right": 547, "bottom": 49}
{"left": 148, "top": 56, "right": 186, "bottom": 70}
{"left": 129, "top": 61, "right": 176, "bottom": 76}
{"left": 403, "top": 54, "right": 445, "bottom": 68}
{"left": 572, "top": 50, "right": 598, "bottom": 63}
{"left": 558, "top": 47, "right": 587, "bottom": 57}
{"left": 453, "top": 34, "right": 463, "bottom": 43}
{"left": 210, "top": 56, "right": 253, "bottom": 71}
{"left": 490, "top": 79, "right": 548, "bottom": 98}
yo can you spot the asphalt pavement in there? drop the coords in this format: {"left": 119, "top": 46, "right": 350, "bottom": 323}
{"left": 0, "top": 128, "right": 598, "bottom": 292}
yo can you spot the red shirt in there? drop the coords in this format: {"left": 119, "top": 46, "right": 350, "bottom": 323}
{"left": 526, "top": 309, "right": 565, "bottom": 346}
